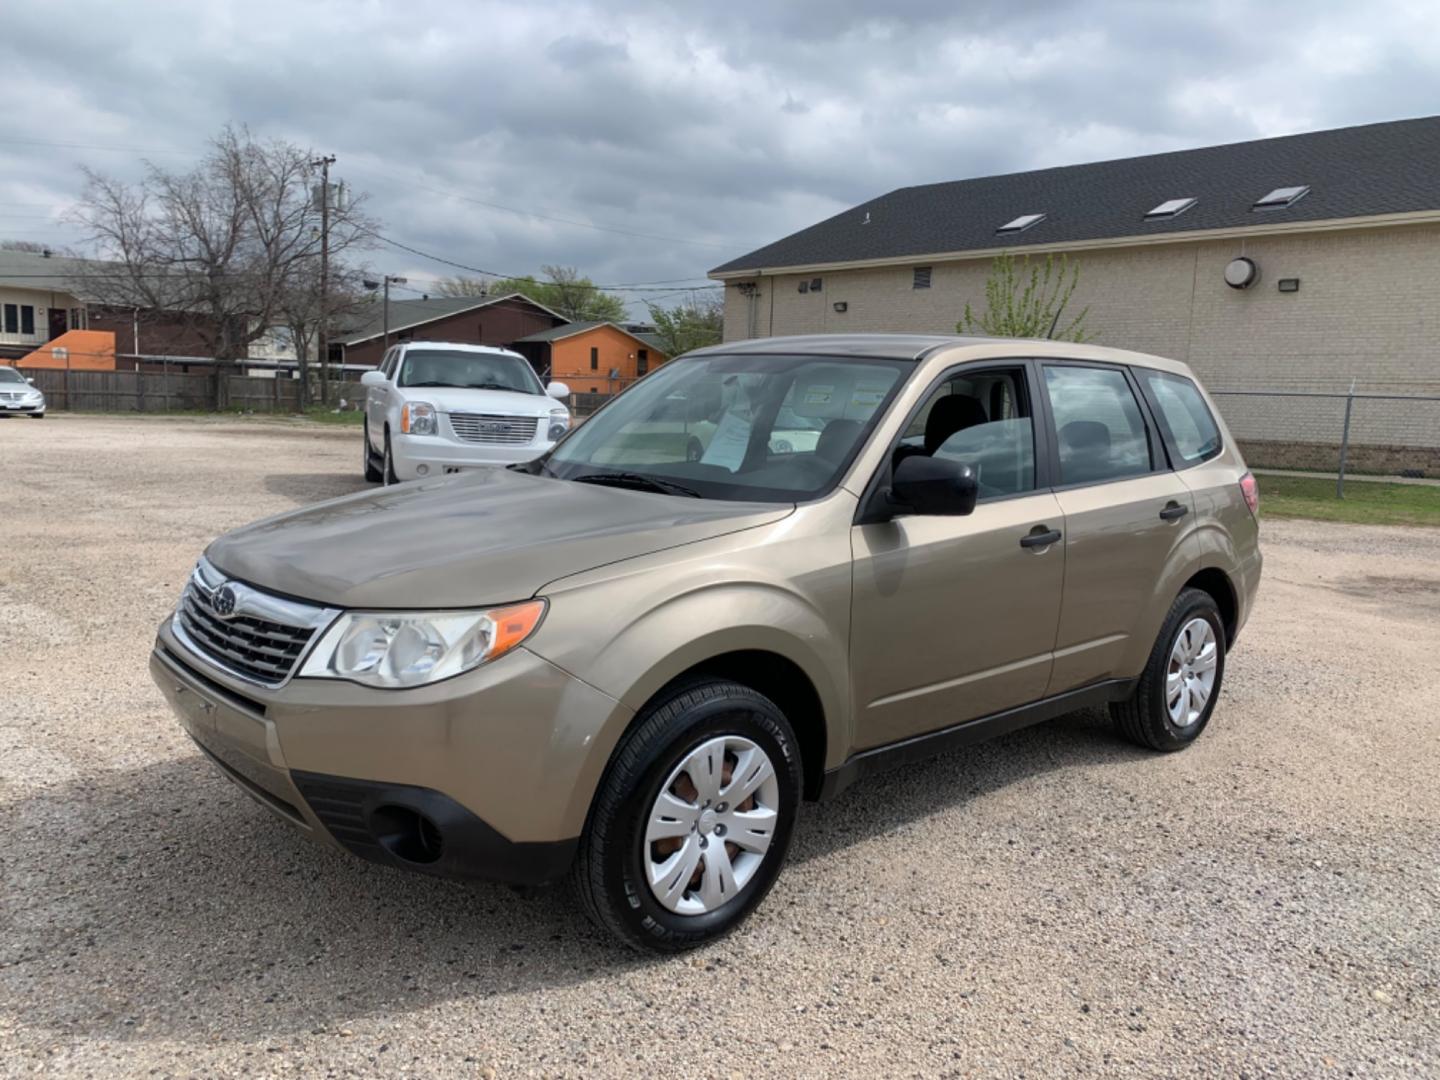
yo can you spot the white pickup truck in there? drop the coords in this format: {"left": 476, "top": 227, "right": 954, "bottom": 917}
{"left": 361, "top": 342, "right": 571, "bottom": 483}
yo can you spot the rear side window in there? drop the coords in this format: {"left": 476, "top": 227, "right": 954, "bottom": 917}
{"left": 1042, "top": 365, "right": 1152, "bottom": 486}
{"left": 1138, "top": 370, "right": 1222, "bottom": 467}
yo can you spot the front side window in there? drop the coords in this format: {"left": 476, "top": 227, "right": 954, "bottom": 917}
{"left": 544, "top": 353, "right": 912, "bottom": 502}
{"left": 1139, "top": 370, "right": 1222, "bottom": 467}
{"left": 396, "top": 349, "right": 542, "bottom": 395}
{"left": 1042, "top": 365, "right": 1152, "bottom": 486}
{"left": 896, "top": 368, "right": 1036, "bottom": 499}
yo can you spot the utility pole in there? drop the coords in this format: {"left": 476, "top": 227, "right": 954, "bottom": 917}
{"left": 381, "top": 275, "right": 407, "bottom": 352}
{"left": 311, "top": 154, "right": 336, "bottom": 406}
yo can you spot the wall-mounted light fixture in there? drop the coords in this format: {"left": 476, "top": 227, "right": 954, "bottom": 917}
{"left": 810, "top": 278, "right": 823, "bottom": 291}
{"left": 797, "top": 281, "right": 809, "bottom": 293}
{"left": 1277, "top": 278, "right": 1300, "bottom": 293}
{"left": 1224, "top": 256, "right": 1258, "bottom": 289}
{"left": 832, "top": 301, "right": 848, "bottom": 313}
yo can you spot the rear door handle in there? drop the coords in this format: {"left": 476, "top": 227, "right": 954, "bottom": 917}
{"left": 1159, "top": 502, "right": 1190, "bottom": 521}
{"left": 1020, "top": 526, "right": 1062, "bottom": 549}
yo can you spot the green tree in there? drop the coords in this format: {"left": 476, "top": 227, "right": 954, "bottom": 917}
{"left": 957, "top": 252, "right": 1092, "bottom": 341}
{"left": 438, "top": 265, "right": 626, "bottom": 322}
{"left": 644, "top": 294, "right": 723, "bottom": 357}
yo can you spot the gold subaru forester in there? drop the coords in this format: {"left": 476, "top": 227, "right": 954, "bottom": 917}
{"left": 151, "top": 334, "right": 1262, "bottom": 951}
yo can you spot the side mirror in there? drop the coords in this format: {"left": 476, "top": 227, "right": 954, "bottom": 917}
{"left": 887, "top": 455, "right": 978, "bottom": 516}
{"left": 360, "top": 370, "right": 387, "bottom": 387}
{"left": 26, "top": 377, "right": 35, "bottom": 385}
{"left": 546, "top": 381, "right": 570, "bottom": 400}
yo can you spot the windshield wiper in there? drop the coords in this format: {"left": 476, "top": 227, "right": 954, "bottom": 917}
{"left": 570, "top": 472, "right": 703, "bottom": 498}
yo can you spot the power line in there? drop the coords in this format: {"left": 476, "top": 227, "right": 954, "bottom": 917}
{"left": 362, "top": 229, "right": 722, "bottom": 293}
{"left": 349, "top": 163, "right": 750, "bottom": 252}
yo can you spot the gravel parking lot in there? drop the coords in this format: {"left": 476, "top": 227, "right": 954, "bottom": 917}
{"left": 2, "top": 413, "right": 1437, "bottom": 1078}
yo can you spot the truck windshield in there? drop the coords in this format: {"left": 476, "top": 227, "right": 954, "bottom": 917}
{"left": 541, "top": 353, "right": 914, "bottom": 502}
{"left": 397, "top": 350, "right": 543, "bottom": 394}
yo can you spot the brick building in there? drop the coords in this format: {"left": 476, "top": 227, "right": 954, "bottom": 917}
{"left": 710, "top": 116, "right": 1440, "bottom": 470}
{"left": 328, "top": 293, "right": 567, "bottom": 369}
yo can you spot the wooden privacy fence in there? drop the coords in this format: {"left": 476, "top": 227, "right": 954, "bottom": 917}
{"left": 19, "top": 368, "right": 368, "bottom": 414}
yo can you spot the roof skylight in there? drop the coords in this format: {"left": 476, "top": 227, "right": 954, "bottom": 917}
{"left": 1146, "top": 197, "right": 1197, "bottom": 219}
{"left": 997, "top": 213, "right": 1046, "bottom": 233}
{"left": 1253, "top": 185, "right": 1310, "bottom": 210}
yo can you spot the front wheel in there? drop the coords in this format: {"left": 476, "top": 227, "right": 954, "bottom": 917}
{"left": 362, "top": 420, "right": 382, "bottom": 482}
{"left": 573, "top": 679, "right": 802, "bottom": 952}
{"left": 382, "top": 429, "right": 399, "bottom": 485}
{"left": 1111, "top": 587, "right": 1226, "bottom": 751}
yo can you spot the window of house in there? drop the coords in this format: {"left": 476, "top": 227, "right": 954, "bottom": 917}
{"left": 19, "top": 306, "right": 35, "bottom": 335}
{"left": 1042, "top": 365, "right": 1153, "bottom": 486}
{"left": 1139, "top": 370, "right": 1222, "bottom": 466}
{"left": 590, "top": 346, "right": 599, "bottom": 370}
{"left": 637, "top": 349, "right": 649, "bottom": 376}
{"left": 3, "top": 305, "right": 16, "bottom": 334}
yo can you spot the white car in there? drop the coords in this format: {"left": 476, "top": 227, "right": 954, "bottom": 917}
{"left": 0, "top": 367, "right": 45, "bottom": 418}
{"left": 360, "top": 343, "right": 571, "bottom": 484}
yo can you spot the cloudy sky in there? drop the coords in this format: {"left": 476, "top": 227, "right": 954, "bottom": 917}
{"left": 3, "top": 0, "right": 1437, "bottom": 314}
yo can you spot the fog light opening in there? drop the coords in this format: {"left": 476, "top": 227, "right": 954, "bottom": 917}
{"left": 416, "top": 463, "right": 430, "bottom": 476}
{"left": 370, "top": 804, "right": 445, "bottom": 864}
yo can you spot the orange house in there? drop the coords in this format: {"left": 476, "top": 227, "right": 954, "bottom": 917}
{"left": 512, "top": 322, "right": 669, "bottom": 395}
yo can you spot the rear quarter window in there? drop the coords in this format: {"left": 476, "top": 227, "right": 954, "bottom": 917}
{"left": 1139, "top": 370, "right": 1222, "bottom": 467}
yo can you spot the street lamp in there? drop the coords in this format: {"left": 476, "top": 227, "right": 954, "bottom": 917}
{"left": 365, "top": 275, "right": 408, "bottom": 354}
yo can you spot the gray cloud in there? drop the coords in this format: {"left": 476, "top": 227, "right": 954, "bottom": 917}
{"left": 1, "top": 0, "right": 1437, "bottom": 314}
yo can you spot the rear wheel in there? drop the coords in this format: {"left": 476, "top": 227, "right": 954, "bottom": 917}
{"left": 573, "top": 679, "right": 802, "bottom": 952}
{"left": 362, "top": 420, "right": 382, "bottom": 482}
{"left": 1111, "top": 587, "right": 1226, "bottom": 751}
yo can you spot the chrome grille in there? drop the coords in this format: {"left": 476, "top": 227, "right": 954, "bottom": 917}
{"left": 172, "top": 560, "right": 336, "bottom": 687}
{"left": 448, "top": 412, "right": 541, "bottom": 445}
{"left": 0, "top": 392, "right": 23, "bottom": 401}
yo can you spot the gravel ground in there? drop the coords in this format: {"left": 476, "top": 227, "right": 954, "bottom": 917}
{"left": 1, "top": 413, "right": 1437, "bottom": 1078}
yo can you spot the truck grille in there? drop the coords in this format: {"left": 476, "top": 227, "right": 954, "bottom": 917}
{"left": 448, "top": 412, "right": 540, "bottom": 445}
{"left": 172, "top": 560, "right": 337, "bottom": 687}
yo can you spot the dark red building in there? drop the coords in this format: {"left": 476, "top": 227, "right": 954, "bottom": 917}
{"left": 330, "top": 293, "right": 567, "bottom": 369}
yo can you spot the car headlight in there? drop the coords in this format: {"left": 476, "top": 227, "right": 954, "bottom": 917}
{"left": 401, "top": 401, "right": 438, "bottom": 436}
{"left": 548, "top": 407, "right": 570, "bottom": 442}
{"left": 298, "top": 600, "right": 546, "bottom": 688}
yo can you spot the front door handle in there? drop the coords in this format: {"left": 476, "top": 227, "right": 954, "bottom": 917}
{"left": 1159, "top": 501, "right": 1190, "bottom": 521}
{"left": 1020, "top": 526, "right": 1062, "bottom": 549}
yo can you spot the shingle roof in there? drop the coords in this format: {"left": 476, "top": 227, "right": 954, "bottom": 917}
{"left": 0, "top": 249, "right": 105, "bottom": 298}
{"left": 512, "top": 320, "right": 667, "bottom": 355}
{"left": 511, "top": 319, "right": 609, "bottom": 343}
{"left": 332, "top": 292, "right": 563, "bottom": 345}
{"left": 710, "top": 116, "right": 1440, "bottom": 275}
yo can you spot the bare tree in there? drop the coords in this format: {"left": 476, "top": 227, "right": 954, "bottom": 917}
{"left": 434, "top": 275, "right": 490, "bottom": 298}
{"left": 69, "top": 126, "right": 375, "bottom": 407}
{"left": 0, "top": 239, "right": 51, "bottom": 253}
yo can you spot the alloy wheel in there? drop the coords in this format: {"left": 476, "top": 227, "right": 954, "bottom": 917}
{"left": 644, "top": 735, "right": 780, "bottom": 916}
{"left": 1166, "top": 617, "right": 1217, "bottom": 727}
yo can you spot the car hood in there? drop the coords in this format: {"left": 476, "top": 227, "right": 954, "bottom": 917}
{"left": 397, "top": 386, "right": 558, "bottom": 416}
{"left": 205, "top": 468, "right": 792, "bottom": 609}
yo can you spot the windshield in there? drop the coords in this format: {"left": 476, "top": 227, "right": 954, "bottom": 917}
{"left": 0, "top": 367, "right": 25, "bottom": 384}
{"left": 397, "top": 349, "right": 543, "bottom": 394}
{"left": 542, "top": 353, "right": 913, "bottom": 502}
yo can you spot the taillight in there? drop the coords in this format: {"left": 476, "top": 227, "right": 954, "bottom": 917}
{"left": 1240, "top": 472, "right": 1259, "bottom": 516}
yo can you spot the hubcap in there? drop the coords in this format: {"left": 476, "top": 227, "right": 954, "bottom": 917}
{"left": 644, "top": 735, "right": 780, "bottom": 916}
{"left": 1166, "top": 617, "right": 1218, "bottom": 727}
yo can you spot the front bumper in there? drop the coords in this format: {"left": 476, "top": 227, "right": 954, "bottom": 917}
{"left": 0, "top": 401, "right": 44, "bottom": 414}
{"left": 150, "top": 618, "right": 630, "bottom": 885}
{"left": 389, "top": 432, "right": 556, "bottom": 480}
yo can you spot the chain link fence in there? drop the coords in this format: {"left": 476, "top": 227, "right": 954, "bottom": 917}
{"left": 1211, "top": 385, "right": 1440, "bottom": 487}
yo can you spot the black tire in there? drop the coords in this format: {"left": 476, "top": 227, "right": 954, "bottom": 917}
{"left": 573, "top": 679, "right": 802, "bottom": 952}
{"left": 1111, "top": 587, "right": 1226, "bottom": 751}
{"left": 30, "top": 414, "right": 45, "bottom": 420}
{"left": 382, "top": 429, "right": 399, "bottom": 485}
{"left": 362, "top": 420, "right": 383, "bottom": 482}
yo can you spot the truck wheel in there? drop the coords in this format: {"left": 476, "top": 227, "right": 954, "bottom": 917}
{"left": 1111, "top": 587, "right": 1226, "bottom": 751}
{"left": 383, "top": 430, "right": 399, "bottom": 485}
{"left": 573, "top": 679, "right": 802, "bottom": 952}
{"left": 363, "top": 420, "right": 382, "bottom": 482}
